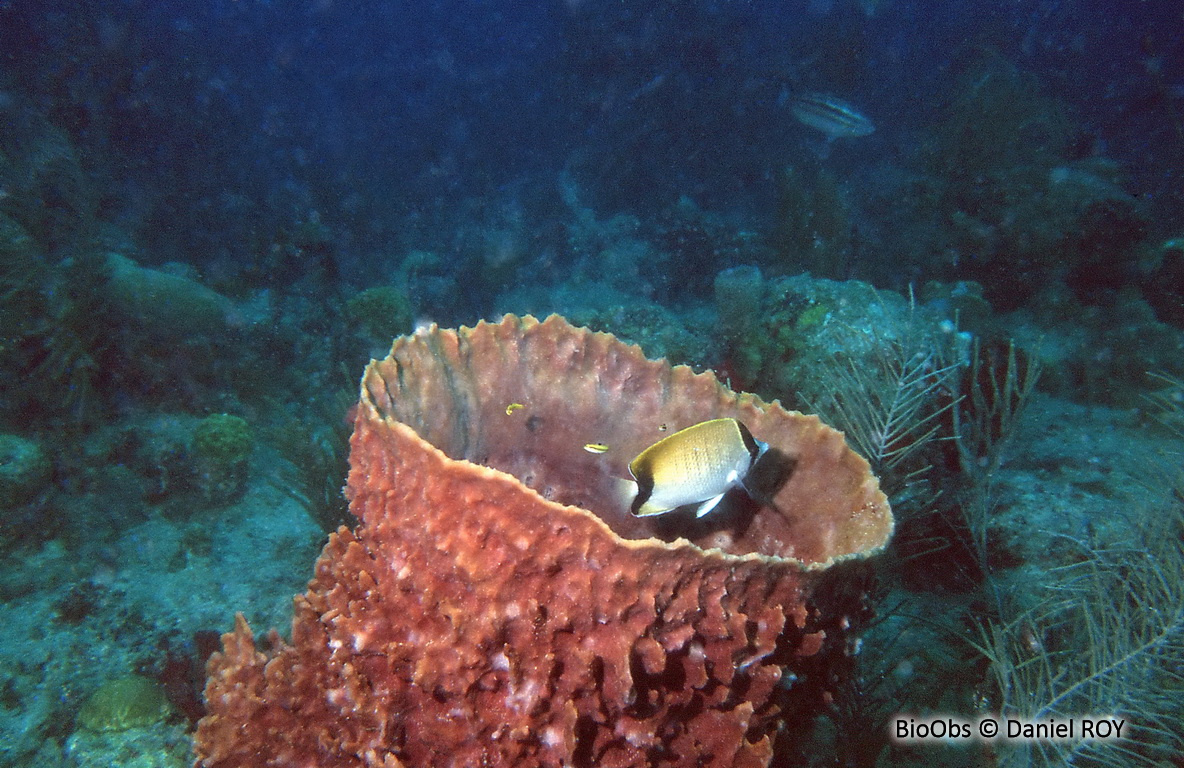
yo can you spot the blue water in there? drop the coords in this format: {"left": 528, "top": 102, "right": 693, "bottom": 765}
{"left": 4, "top": 1, "right": 1181, "bottom": 306}
{"left": 1, "top": 1, "right": 1182, "bottom": 766}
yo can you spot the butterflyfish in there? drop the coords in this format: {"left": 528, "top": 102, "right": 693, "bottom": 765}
{"left": 628, "top": 418, "right": 768, "bottom": 518}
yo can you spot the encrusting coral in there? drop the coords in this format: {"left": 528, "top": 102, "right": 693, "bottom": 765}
{"left": 194, "top": 314, "right": 892, "bottom": 768}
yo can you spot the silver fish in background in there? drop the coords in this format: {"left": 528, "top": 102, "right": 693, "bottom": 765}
{"left": 790, "top": 92, "right": 875, "bottom": 139}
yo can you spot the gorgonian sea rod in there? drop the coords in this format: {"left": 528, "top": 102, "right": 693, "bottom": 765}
{"left": 194, "top": 314, "right": 893, "bottom": 768}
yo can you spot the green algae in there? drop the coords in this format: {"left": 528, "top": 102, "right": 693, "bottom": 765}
{"left": 346, "top": 285, "right": 413, "bottom": 341}
{"left": 77, "top": 675, "right": 171, "bottom": 732}
{"left": 794, "top": 303, "right": 830, "bottom": 331}
{"left": 193, "top": 414, "right": 253, "bottom": 463}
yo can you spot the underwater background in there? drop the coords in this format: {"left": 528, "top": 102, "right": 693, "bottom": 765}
{"left": 1, "top": 0, "right": 1182, "bottom": 766}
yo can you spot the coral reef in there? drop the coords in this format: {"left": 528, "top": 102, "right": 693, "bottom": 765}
{"left": 804, "top": 310, "right": 962, "bottom": 488}
{"left": 0, "top": 243, "right": 253, "bottom": 425}
{"left": 66, "top": 723, "right": 191, "bottom": 768}
{"left": 569, "top": 300, "right": 716, "bottom": 373}
{"left": 194, "top": 314, "right": 892, "bottom": 768}
{"left": 705, "top": 272, "right": 965, "bottom": 414}
{"left": 860, "top": 50, "right": 1154, "bottom": 311}
{"left": 0, "top": 110, "right": 94, "bottom": 256}
{"left": 0, "top": 434, "right": 51, "bottom": 508}
{"left": 1004, "top": 286, "right": 1184, "bottom": 406}
{"left": 971, "top": 477, "right": 1184, "bottom": 767}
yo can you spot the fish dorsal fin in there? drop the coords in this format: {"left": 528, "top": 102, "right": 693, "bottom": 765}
{"left": 735, "top": 421, "right": 767, "bottom": 465}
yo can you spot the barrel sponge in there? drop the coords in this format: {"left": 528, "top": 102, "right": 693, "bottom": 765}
{"left": 194, "top": 314, "right": 892, "bottom": 768}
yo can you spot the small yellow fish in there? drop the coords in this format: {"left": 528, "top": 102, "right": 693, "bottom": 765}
{"left": 628, "top": 418, "right": 768, "bottom": 518}
{"left": 505, "top": 403, "right": 525, "bottom": 415}
{"left": 583, "top": 442, "right": 610, "bottom": 454}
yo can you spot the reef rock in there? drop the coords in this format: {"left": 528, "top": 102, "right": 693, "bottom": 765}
{"left": 102, "top": 253, "right": 236, "bottom": 340}
{"left": 0, "top": 433, "right": 51, "bottom": 508}
{"left": 194, "top": 314, "right": 892, "bottom": 768}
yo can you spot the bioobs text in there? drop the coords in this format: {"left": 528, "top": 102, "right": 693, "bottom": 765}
{"left": 894, "top": 715, "right": 1126, "bottom": 743}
